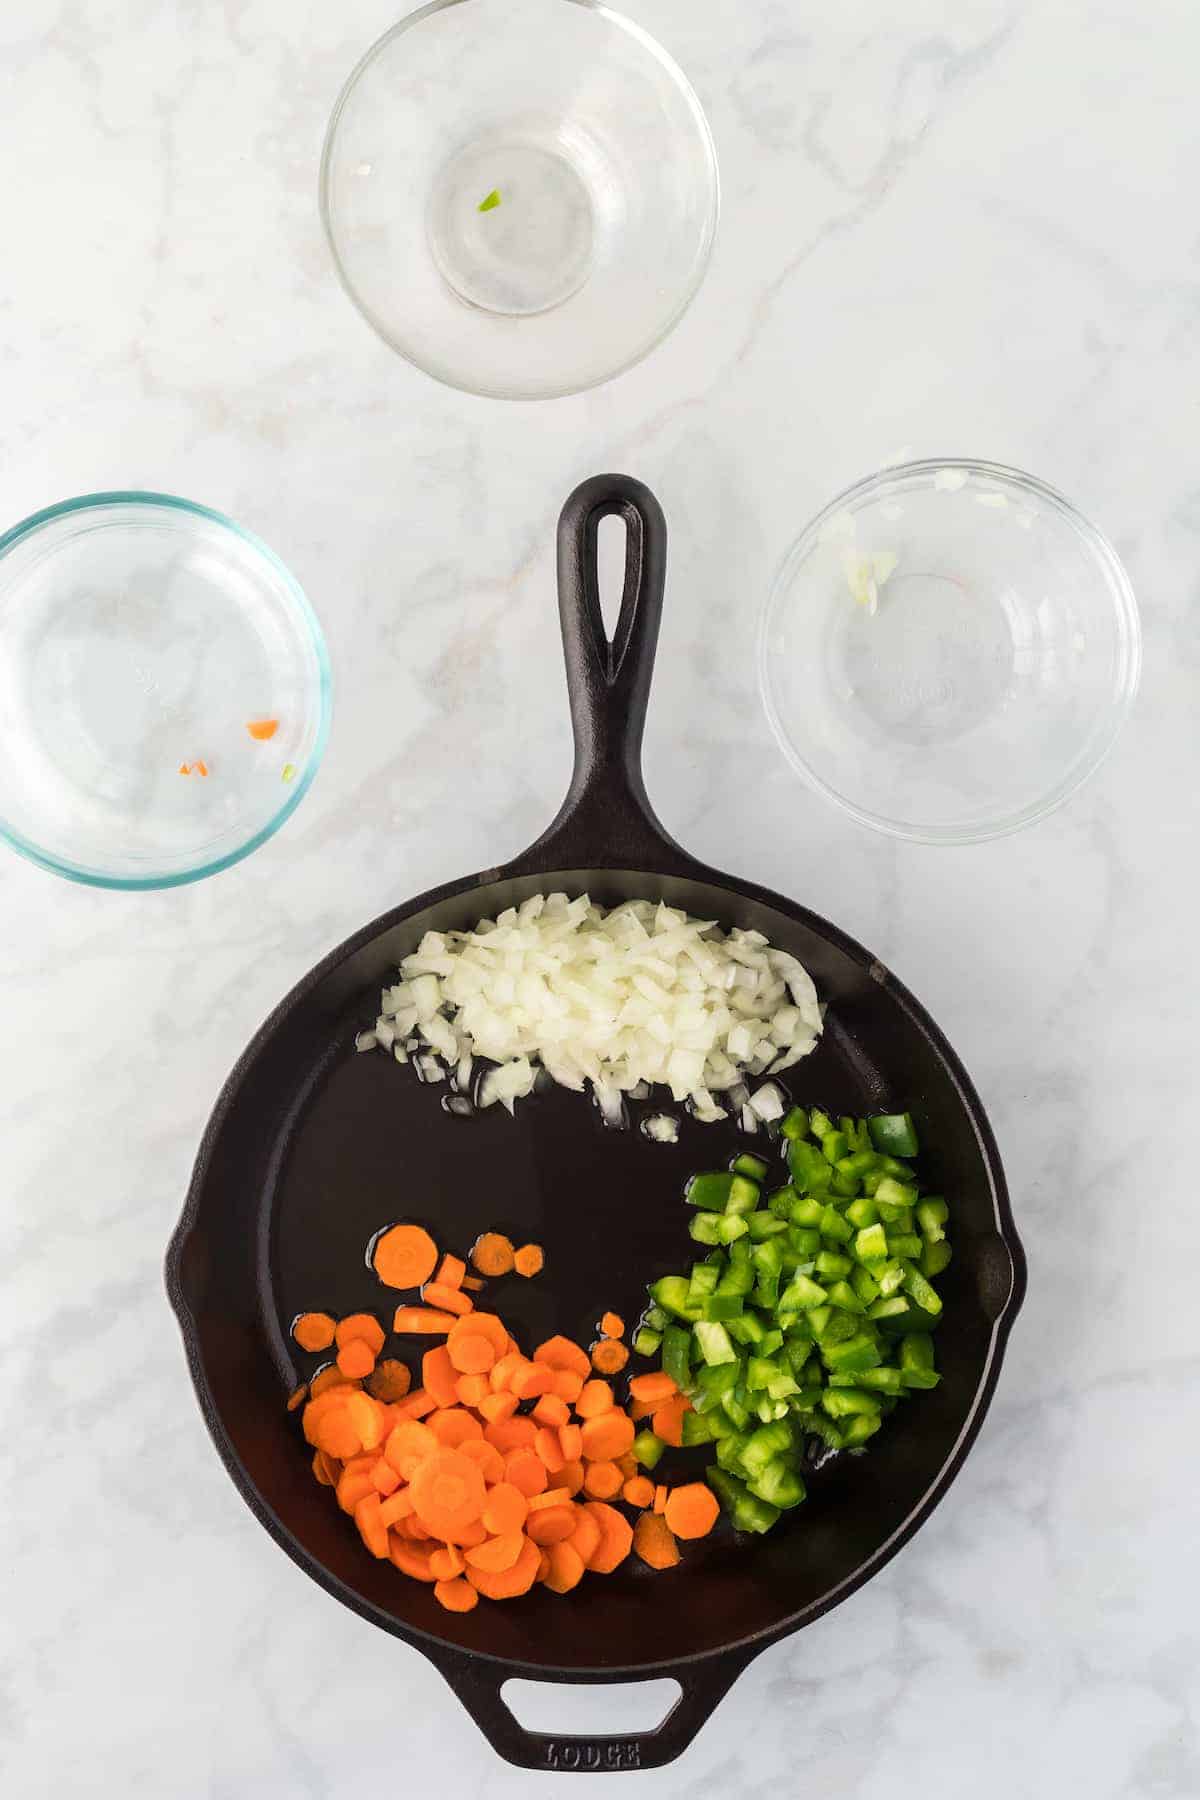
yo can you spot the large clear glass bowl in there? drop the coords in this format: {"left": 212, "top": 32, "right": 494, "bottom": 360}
{"left": 320, "top": 0, "right": 719, "bottom": 399}
{"left": 0, "top": 493, "right": 331, "bottom": 888}
{"left": 759, "top": 460, "right": 1141, "bottom": 844}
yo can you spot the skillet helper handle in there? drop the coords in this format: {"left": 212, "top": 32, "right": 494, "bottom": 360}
{"left": 426, "top": 1643, "right": 757, "bottom": 1772}
{"left": 510, "top": 473, "right": 689, "bottom": 877}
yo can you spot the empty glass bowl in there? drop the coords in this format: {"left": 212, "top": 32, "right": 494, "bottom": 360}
{"left": 0, "top": 493, "right": 331, "bottom": 888}
{"left": 320, "top": 0, "right": 719, "bottom": 399}
{"left": 759, "top": 460, "right": 1141, "bottom": 844}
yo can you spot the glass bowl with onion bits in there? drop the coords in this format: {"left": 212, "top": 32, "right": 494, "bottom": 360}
{"left": 759, "top": 460, "right": 1141, "bottom": 844}
{"left": 320, "top": 0, "right": 719, "bottom": 399}
{"left": 0, "top": 492, "right": 330, "bottom": 888}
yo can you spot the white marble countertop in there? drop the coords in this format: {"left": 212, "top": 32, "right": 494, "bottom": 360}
{"left": 2, "top": 0, "right": 1196, "bottom": 1792}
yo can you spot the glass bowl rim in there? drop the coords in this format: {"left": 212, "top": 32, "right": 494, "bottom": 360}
{"left": 0, "top": 489, "right": 333, "bottom": 890}
{"left": 317, "top": 0, "right": 721, "bottom": 401}
{"left": 757, "top": 457, "right": 1143, "bottom": 846}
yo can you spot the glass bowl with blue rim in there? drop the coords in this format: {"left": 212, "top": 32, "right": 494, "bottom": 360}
{"left": 759, "top": 459, "right": 1141, "bottom": 845}
{"left": 0, "top": 492, "right": 331, "bottom": 888}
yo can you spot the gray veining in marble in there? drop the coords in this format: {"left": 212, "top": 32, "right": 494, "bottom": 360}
{"left": 1, "top": 0, "right": 1197, "bottom": 1793}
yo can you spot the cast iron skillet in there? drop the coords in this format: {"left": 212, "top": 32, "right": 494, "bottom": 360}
{"left": 167, "top": 474, "right": 1025, "bottom": 1774}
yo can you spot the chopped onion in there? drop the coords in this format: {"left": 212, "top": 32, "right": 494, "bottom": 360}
{"left": 749, "top": 1081, "right": 786, "bottom": 1123}
{"left": 355, "top": 1030, "right": 377, "bottom": 1053}
{"left": 364, "top": 894, "right": 821, "bottom": 1123}
{"left": 642, "top": 1113, "right": 679, "bottom": 1144}
{"left": 739, "top": 1104, "right": 759, "bottom": 1134}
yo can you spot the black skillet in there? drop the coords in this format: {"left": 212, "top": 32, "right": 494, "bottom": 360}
{"left": 167, "top": 474, "right": 1025, "bottom": 1774}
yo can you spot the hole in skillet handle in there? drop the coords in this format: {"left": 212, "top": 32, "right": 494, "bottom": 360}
{"left": 422, "top": 1641, "right": 758, "bottom": 1771}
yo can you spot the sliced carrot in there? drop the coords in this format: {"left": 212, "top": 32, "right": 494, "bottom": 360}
{"left": 343, "top": 1390, "right": 386, "bottom": 1451}
{"left": 246, "top": 718, "right": 279, "bottom": 741}
{"left": 665, "top": 1482, "right": 721, "bottom": 1540}
{"left": 384, "top": 1419, "right": 437, "bottom": 1479}
{"left": 652, "top": 1394, "right": 691, "bottom": 1448}
{"left": 543, "top": 1541, "right": 585, "bottom": 1593}
{"left": 394, "top": 1387, "right": 437, "bottom": 1420}
{"left": 582, "top": 1501, "right": 633, "bottom": 1574}
{"left": 533, "top": 1335, "right": 591, "bottom": 1380}
{"left": 653, "top": 1485, "right": 668, "bottom": 1515}
{"left": 392, "top": 1306, "right": 457, "bottom": 1335}
{"left": 451, "top": 1311, "right": 508, "bottom": 1358}
{"left": 337, "top": 1338, "right": 376, "bottom": 1380}
{"left": 292, "top": 1312, "right": 336, "bottom": 1353}
{"left": 390, "top": 1539, "right": 437, "bottom": 1582}
{"left": 379, "top": 1490, "right": 413, "bottom": 1527}
{"left": 312, "top": 1448, "right": 338, "bottom": 1488}
{"left": 373, "top": 1223, "right": 439, "bottom": 1291}
{"left": 471, "top": 1233, "right": 515, "bottom": 1277}
{"left": 446, "top": 1332, "right": 496, "bottom": 1376}
{"left": 548, "top": 1458, "right": 585, "bottom": 1497}
{"left": 490, "top": 1352, "right": 523, "bottom": 1392}
{"left": 395, "top": 1515, "right": 432, "bottom": 1542}
{"left": 526, "top": 1506, "right": 577, "bottom": 1546}
{"left": 551, "top": 1368, "right": 585, "bottom": 1404}
{"left": 366, "top": 1359, "right": 412, "bottom": 1403}
{"left": 435, "top": 1252, "right": 466, "bottom": 1289}
{"left": 354, "top": 1493, "right": 390, "bottom": 1558}
{"left": 629, "top": 1395, "right": 656, "bottom": 1421}
{"left": 455, "top": 1373, "right": 490, "bottom": 1408}
{"left": 434, "top": 1576, "right": 478, "bottom": 1612}
{"left": 457, "top": 1517, "right": 488, "bottom": 1549}
{"left": 510, "top": 1363, "right": 554, "bottom": 1401}
{"left": 580, "top": 1411, "right": 635, "bottom": 1462}
{"left": 422, "top": 1345, "right": 460, "bottom": 1409}
{"left": 409, "top": 1447, "right": 487, "bottom": 1543}
{"left": 466, "top": 1534, "right": 540, "bottom": 1600}
{"left": 429, "top": 1543, "right": 465, "bottom": 1581}
{"left": 421, "top": 1281, "right": 473, "bottom": 1316}
{"left": 575, "top": 1379, "right": 614, "bottom": 1419}
{"left": 513, "top": 1243, "right": 545, "bottom": 1278}
{"left": 302, "top": 1383, "right": 352, "bottom": 1442}
{"left": 462, "top": 1274, "right": 485, "bottom": 1292}
{"left": 629, "top": 1371, "right": 678, "bottom": 1405}
{"left": 429, "top": 1407, "right": 484, "bottom": 1449}
{"left": 534, "top": 1427, "right": 565, "bottom": 1474}
{"left": 310, "top": 1364, "right": 353, "bottom": 1399}
{"left": 558, "top": 1422, "right": 583, "bottom": 1462}
{"left": 623, "top": 1475, "right": 655, "bottom": 1509}
{"left": 634, "top": 1510, "right": 681, "bottom": 1570}
{"left": 583, "top": 1459, "right": 623, "bottom": 1500}
{"left": 568, "top": 1506, "right": 601, "bottom": 1566}
{"left": 286, "top": 1384, "right": 307, "bottom": 1412}
{"left": 337, "top": 1469, "right": 376, "bottom": 1514}
{"left": 484, "top": 1414, "right": 537, "bottom": 1454}
{"left": 370, "top": 1459, "right": 401, "bottom": 1496}
{"left": 599, "top": 1311, "right": 625, "bottom": 1340}
{"left": 478, "top": 1391, "right": 519, "bottom": 1426}
{"left": 335, "top": 1313, "right": 385, "bottom": 1355}
{"left": 504, "top": 1448, "right": 548, "bottom": 1498}
{"left": 315, "top": 1408, "right": 362, "bottom": 1461}
{"left": 465, "top": 1531, "right": 525, "bottom": 1573}
{"left": 460, "top": 1439, "right": 506, "bottom": 1485}
{"left": 532, "top": 1394, "right": 570, "bottom": 1430}
{"left": 482, "top": 1482, "right": 529, "bottom": 1536}
{"left": 590, "top": 1339, "right": 629, "bottom": 1375}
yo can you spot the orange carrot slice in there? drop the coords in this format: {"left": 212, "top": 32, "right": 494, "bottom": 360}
{"left": 465, "top": 1534, "right": 540, "bottom": 1600}
{"left": 335, "top": 1313, "right": 385, "bottom": 1355}
{"left": 582, "top": 1460, "right": 623, "bottom": 1500}
{"left": 460, "top": 1439, "right": 506, "bottom": 1486}
{"left": 575, "top": 1379, "right": 614, "bottom": 1419}
{"left": 533, "top": 1335, "right": 591, "bottom": 1380}
{"left": 628, "top": 1371, "right": 678, "bottom": 1405}
{"left": 634, "top": 1510, "right": 681, "bottom": 1569}
{"left": 504, "top": 1448, "right": 548, "bottom": 1498}
{"left": 513, "top": 1243, "right": 544, "bottom": 1278}
{"left": 464, "top": 1531, "right": 525, "bottom": 1573}
{"left": 409, "top": 1448, "right": 487, "bottom": 1543}
{"left": 543, "top": 1541, "right": 585, "bottom": 1593}
{"left": 422, "top": 1345, "right": 459, "bottom": 1409}
{"left": 292, "top": 1312, "right": 336, "bottom": 1352}
{"left": 664, "top": 1482, "right": 721, "bottom": 1540}
{"left": 470, "top": 1233, "right": 515, "bottom": 1277}
{"left": 622, "top": 1475, "right": 655, "bottom": 1509}
{"left": 434, "top": 1576, "right": 479, "bottom": 1612}
{"left": 429, "top": 1407, "right": 484, "bottom": 1449}
{"left": 599, "top": 1311, "right": 625, "bottom": 1339}
{"left": 246, "top": 718, "right": 279, "bottom": 740}
{"left": 372, "top": 1224, "right": 439, "bottom": 1290}
{"left": 392, "top": 1306, "right": 457, "bottom": 1335}
{"left": 482, "top": 1482, "right": 529, "bottom": 1536}
{"left": 590, "top": 1340, "right": 628, "bottom": 1375}
{"left": 582, "top": 1501, "right": 633, "bottom": 1574}
{"left": 420, "top": 1281, "right": 473, "bottom": 1316}
{"left": 366, "top": 1359, "right": 412, "bottom": 1403}
{"left": 580, "top": 1411, "right": 634, "bottom": 1462}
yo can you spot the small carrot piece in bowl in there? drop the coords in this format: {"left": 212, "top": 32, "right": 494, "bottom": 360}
{"left": 651, "top": 1394, "right": 691, "bottom": 1448}
{"left": 558, "top": 1423, "right": 582, "bottom": 1462}
{"left": 292, "top": 1312, "right": 336, "bottom": 1353}
{"left": 543, "top": 1541, "right": 585, "bottom": 1594}
{"left": 336, "top": 1338, "right": 376, "bottom": 1380}
{"left": 478, "top": 1391, "right": 518, "bottom": 1426}
{"left": 513, "top": 1243, "right": 544, "bottom": 1278}
{"left": 373, "top": 1224, "right": 439, "bottom": 1291}
{"left": 580, "top": 1411, "right": 635, "bottom": 1463}
{"left": 366, "top": 1359, "right": 412, "bottom": 1403}
{"left": 286, "top": 1384, "right": 307, "bottom": 1413}
{"left": 582, "top": 1501, "right": 633, "bottom": 1574}
{"left": 466, "top": 1535, "right": 541, "bottom": 1600}
{"left": 455, "top": 1373, "right": 490, "bottom": 1408}
{"left": 482, "top": 1482, "right": 529, "bottom": 1536}
{"left": 409, "top": 1447, "right": 487, "bottom": 1543}
{"left": 462, "top": 1274, "right": 485, "bottom": 1292}
{"left": 436, "top": 1253, "right": 466, "bottom": 1290}
{"left": 429, "top": 1543, "right": 465, "bottom": 1581}
{"left": 504, "top": 1448, "right": 548, "bottom": 1498}
{"left": 526, "top": 1506, "right": 577, "bottom": 1546}
{"left": 533, "top": 1335, "right": 591, "bottom": 1380}
{"left": 434, "top": 1576, "right": 479, "bottom": 1612}
{"left": 575, "top": 1379, "right": 614, "bottom": 1419}
{"left": 629, "top": 1371, "right": 678, "bottom": 1405}
{"left": 446, "top": 1332, "right": 498, "bottom": 1376}
{"left": 246, "top": 718, "right": 279, "bottom": 740}
{"left": 532, "top": 1394, "right": 570, "bottom": 1430}
{"left": 422, "top": 1345, "right": 459, "bottom": 1409}
{"left": 429, "top": 1407, "right": 484, "bottom": 1449}
{"left": 653, "top": 1485, "right": 668, "bottom": 1514}
{"left": 548, "top": 1458, "right": 585, "bottom": 1498}
{"left": 582, "top": 1460, "right": 623, "bottom": 1500}
{"left": 460, "top": 1439, "right": 506, "bottom": 1486}
{"left": 634, "top": 1510, "right": 681, "bottom": 1570}
{"left": 471, "top": 1232, "right": 515, "bottom": 1277}
{"left": 465, "top": 1531, "right": 525, "bottom": 1573}
{"left": 664, "top": 1482, "right": 721, "bottom": 1541}
{"left": 599, "top": 1312, "right": 625, "bottom": 1339}
{"left": 623, "top": 1475, "right": 655, "bottom": 1509}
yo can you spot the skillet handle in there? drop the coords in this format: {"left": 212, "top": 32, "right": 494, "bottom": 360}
{"left": 508, "top": 473, "right": 692, "bottom": 878}
{"left": 424, "top": 1642, "right": 758, "bottom": 1772}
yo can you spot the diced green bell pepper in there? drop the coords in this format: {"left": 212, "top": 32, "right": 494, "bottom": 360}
{"left": 780, "top": 1106, "right": 810, "bottom": 1141}
{"left": 633, "top": 1429, "right": 665, "bottom": 1469}
{"left": 854, "top": 1223, "right": 889, "bottom": 1263}
{"left": 694, "top": 1320, "right": 738, "bottom": 1366}
{"left": 868, "top": 1112, "right": 920, "bottom": 1158}
{"left": 706, "top": 1466, "right": 779, "bottom": 1533}
{"left": 748, "top": 1457, "right": 806, "bottom": 1509}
